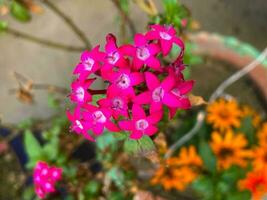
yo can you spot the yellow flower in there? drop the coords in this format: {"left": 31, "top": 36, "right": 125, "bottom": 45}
{"left": 210, "top": 131, "right": 253, "bottom": 170}
{"left": 207, "top": 99, "right": 242, "bottom": 132}
{"left": 241, "top": 105, "right": 261, "bottom": 128}
{"left": 257, "top": 123, "right": 267, "bottom": 147}
{"left": 151, "top": 146, "right": 202, "bottom": 191}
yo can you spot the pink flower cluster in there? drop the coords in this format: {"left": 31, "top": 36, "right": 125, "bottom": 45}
{"left": 67, "top": 24, "right": 194, "bottom": 141}
{"left": 33, "top": 161, "right": 62, "bottom": 199}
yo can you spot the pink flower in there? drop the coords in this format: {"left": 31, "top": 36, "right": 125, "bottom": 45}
{"left": 106, "top": 68, "right": 144, "bottom": 100}
{"left": 101, "top": 34, "right": 129, "bottom": 79}
{"left": 181, "top": 19, "right": 188, "bottom": 27}
{"left": 146, "top": 24, "right": 184, "bottom": 56}
{"left": 134, "top": 72, "right": 181, "bottom": 114}
{"left": 73, "top": 46, "right": 105, "bottom": 81}
{"left": 129, "top": 33, "right": 161, "bottom": 71}
{"left": 119, "top": 104, "right": 161, "bottom": 139}
{"left": 169, "top": 80, "right": 194, "bottom": 118}
{"left": 66, "top": 106, "right": 95, "bottom": 141}
{"left": 33, "top": 161, "right": 62, "bottom": 199}
{"left": 70, "top": 79, "right": 94, "bottom": 105}
{"left": 97, "top": 90, "right": 129, "bottom": 119}
{"left": 83, "top": 104, "right": 120, "bottom": 135}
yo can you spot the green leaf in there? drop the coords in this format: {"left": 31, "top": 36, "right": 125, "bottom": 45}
{"left": 124, "top": 136, "right": 155, "bottom": 154}
{"left": 10, "top": 1, "right": 31, "bottom": 22}
{"left": 192, "top": 176, "right": 214, "bottom": 200}
{"left": 0, "top": 20, "right": 8, "bottom": 32}
{"left": 24, "top": 129, "right": 42, "bottom": 168}
{"left": 17, "top": 118, "right": 33, "bottom": 129}
{"left": 84, "top": 181, "right": 101, "bottom": 196}
{"left": 237, "top": 116, "right": 256, "bottom": 145}
{"left": 199, "top": 140, "right": 217, "bottom": 174}
{"left": 107, "top": 167, "right": 125, "bottom": 189}
{"left": 22, "top": 186, "right": 35, "bottom": 200}
{"left": 47, "top": 94, "right": 60, "bottom": 109}
{"left": 96, "top": 132, "right": 117, "bottom": 151}
{"left": 226, "top": 191, "right": 251, "bottom": 200}
{"left": 109, "top": 192, "right": 125, "bottom": 200}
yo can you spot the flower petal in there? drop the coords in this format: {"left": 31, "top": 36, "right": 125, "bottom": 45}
{"left": 162, "top": 93, "right": 180, "bottom": 108}
{"left": 145, "top": 72, "right": 160, "bottom": 90}
{"left": 131, "top": 72, "right": 144, "bottom": 86}
{"left": 130, "top": 130, "right": 143, "bottom": 139}
{"left": 119, "top": 120, "right": 133, "bottom": 131}
{"left": 134, "top": 91, "right": 152, "bottom": 104}
{"left": 161, "top": 75, "right": 175, "bottom": 91}
{"left": 132, "top": 104, "right": 146, "bottom": 119}
{"left": 145, "top": 126, "right": 158, "bottom": 136}
{"left": 105, "top": 120, "right": 120, "bottom": 132}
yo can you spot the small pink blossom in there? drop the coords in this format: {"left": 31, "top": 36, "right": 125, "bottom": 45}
{"left": 73, "top": 46, "right": 105, "bottom": 81}
{"left": 119, "top": 104, "right": 161, "bottom": 139}
{"left": 66, "top": 106, "right": 95, "bottom": 141}
{"left": 70, "top": 79, "right": 94, "bottom": 105}
{"left": 33, "top": 161, "right": 62, "bottom": 199}
{"left": 130, "top": 33, "right": 161, "bottom": 71}
{"left": 83, "top": 104, "right": 120, "bottom": 135}
{"left": 106, "top": 68, "right": 144, "bottom": 100}
{"left": 134, "top": 72, "right": 181, "bottom": 114}
{"left": 146, "top": 24, "right": 184, "bottom": 56}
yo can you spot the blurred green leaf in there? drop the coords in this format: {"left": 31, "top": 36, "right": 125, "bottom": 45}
{"left": 109, "top": 192, "right": 125, "bottom": 200}
{"left": 47, "top": 94, "right": 60, "bottom": 109}
{"left": 107, "top": 167, "right": 125, "bottom": 189}
{"left": 17, "top": 118, "right": 33, "bottom": 129}
{"left": 192, "top": 176, "right": 214, "bottom": 200}
{"left": 199, "top": 140, "right": 217, "bottom": 174}
{"left": 226, "top": 191, "right": 251, "bottom": 200}
{"left": 124, "top": 136, "right": 155, "bottom": 154}
{"left": 22, "top": 186, "right": 35, "bottom": 200}
{"left": 10, "top": 1, "right": 31, "bottom": 22}
{"left": 84, "top": 180, "right": 101, "bottom": 196}
{"left": 24, "top": 129, "right": 42, "bottom": 168}
{"left": 119, "top": 0, "right": 129, "bottom": 13}
{"left": 237, "top": 116, "right": 256, "bottom": 145}
{"left": 0, "top": 20, "right": 8, "bottom": 32}
{"left": 96, "top": 132, "right": 117, "bottom": 151}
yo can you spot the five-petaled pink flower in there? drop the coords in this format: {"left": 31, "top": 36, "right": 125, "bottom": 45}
{"left": 33, "top": 161, "right": 62, "bottom": 199}
{"left": 146, "top": 24, "right": 184, "bottom": 56}
{"left": 134, "top": 72, "right": 182, "bottom": 114}
{"left": 67, "top": 24, "right": 193, "bottom": 141}
{"left": 73, "top": 46, "right": 105, "bottom": 81}
{"left": 119, "top": 104, "right": 161, "bottom": 139}
{"left": 83, "top": 104, "right": 120, "bottom": 135}
{"left": 66, "top": 106, "right": 95, "bottom": 141}
{"left": 70, "top": 79, "right": 94, "bottom": 105}
{"left": 130, "top": 33, "right": 161, "bottom": 71}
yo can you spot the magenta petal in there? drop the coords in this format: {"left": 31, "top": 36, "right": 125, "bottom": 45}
{"left": 147, "top": 111, "right": 162, "bottom": 124}
{"left": 177, "top": 80, "right": 194, "bottom": 95}
{"left": 145, "top": 30, "right": 159, "bottom": 40}
{"left": 173, "top": 37, "right": 185, "bottom": 50}
{"left": 145, "top": 126, "right": 158, "bottom": 136}
{"left": 92, "top": 123, "right": 104, "bottom": 135}
{"left": 81, "top": 50, "right": 90, "bottom": 62}
{"left": 119, "top": 44, "right": 135, "bottom": 56}
{"left": 161, "top": 75, "right": 175, "bottom": 91}
{"left": 134, "top": 91, "right": 152, "bottom": 104}
{"left": 162, "top": 93, "right": 180, "bottom": 108}
{"left": 149, "top": 43, "right": 160, "bottom": 55}
{"left": 66, "top": 110, "right": 74, "bottom": 121}
{"left": 150, "top": 102, "right": 163, "bottom": 114}
{"left": 169, "top": 107, "right": 177, "bottom": 119}
{"left": 179, "top": 98, "right": 191, "bottom": 109}
{"left": 145, "top": 57, "right": 161, "bottom": 71}
{"left": 133, "top": 56, "right": 144, "bottom": 70}
{"left": 97, "top": 98, "right": 110, "bottom": 107}
{"left": 105, "top": 34, "right": 117, "bottom": 52}
{"left": 160, "top": 40, "right": 172, "bottom": 56}
{"left": 119, "top": 120, "right": 133, "bottom": 131}
{"left": 145, "top": 72, "right": 160, "bottom": 90}
{"left": 130, "top": 130, "right": 143, "bottom": 140}
{"left": 105, "top": 121, "right": 120, "bottom": 132}
{"left": 131, "top": 72, "right": 144, "bottom": 86}
{"left": 132, "top": 104, "right": 146, "bottom": 119}
{"left": 134, "top": 33, "right": 147, "bottom": 46}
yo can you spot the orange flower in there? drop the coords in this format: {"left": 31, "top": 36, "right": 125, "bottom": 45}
{"left": 252, "top": 146, "right": 267, "bottom": 170}
{"left": 257, "top": 123, "right": 267, "bottom": 147}
{"left": 151, "top": 146, "right": 202, "bottom": 191}
{"left": 241, "top": 105, "right": 261, "bottom": 128}
{"left": 239, "top": 168, "right": 267, "bottom": 200}
{"left": 210, "top": 130, "right": 253, "bottom": 170}
{"left": 207, "top": 99, "right": 242, "bottom": 132}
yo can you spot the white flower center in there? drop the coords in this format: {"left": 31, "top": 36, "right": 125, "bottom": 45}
{"left": 93, "top": 111, "right": 106, "bottom": 123}
{"left": 41, "top": 169, "right": 48, "bottom": 175}
{"left": 159, "top": 31, "right": 172, "bottom": 40}
{"left": 152, "top": 87, "right": 164, "bottom": 102}
{"left": 116, "top": 73, "right": 131, "bottom": 89}
{"left": 45, "top": 182, "right": 52, "bottom": 189}
{"left": 76, "top": 87, "right": 85, "bottom": 101}
{"left": 84, "top": 58, "right": 95, "bottom": 70}
{"left": 107, "top": 51, "right": 120, "bottom": 65}
{"left": 75, "top": 120, "right": 83, "bottom": 129}
{"left": 111, "top": 97, "right": 124, "bottom": 110}
{"left": 135, "top": 119, "right": 149, "bottom": 131}
{"left": 136, "top": 47, "right": 150, "bottom": 61}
